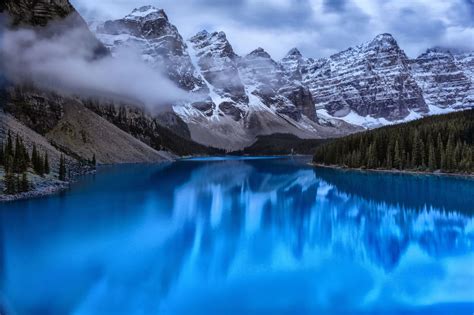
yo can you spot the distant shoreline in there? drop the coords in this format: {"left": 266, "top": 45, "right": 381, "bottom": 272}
{"left": 311, "top": 163, "right": 474, "bottom": 179}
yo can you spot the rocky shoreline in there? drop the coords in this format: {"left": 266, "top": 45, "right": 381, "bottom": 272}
{"left": 312, "top": 163, "right": 474, "bottom": 179}
{"left": 0, "top": 165, "right": 97, "bottom": 202}
{"left": 0, "top": 181, "right": 70, "bottom": 202}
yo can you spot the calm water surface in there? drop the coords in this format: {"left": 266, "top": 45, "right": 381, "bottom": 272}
{"left": 1, "top": 157, "right": 473, "bottom": 315}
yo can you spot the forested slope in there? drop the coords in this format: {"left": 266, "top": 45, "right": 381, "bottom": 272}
{"left": 313, "top": 110, "right": 474, "bottom": 174}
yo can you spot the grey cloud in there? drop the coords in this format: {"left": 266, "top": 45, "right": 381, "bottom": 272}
{"left": 71, "top": 0, "right": 474, "bottom": 59}
{"left": 323, "top": 0, "right": 348, "bottom": 12}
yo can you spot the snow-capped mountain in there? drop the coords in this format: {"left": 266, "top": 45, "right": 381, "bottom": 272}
{"left": 94, "top": 6, "right": 357, "bottom": 150}
{"left": 96, "top": 6, "right": 206, "bottom": 92}
{"left": 411, "top": 48, "right": 474, "bottom": 111}
{"left": 280, "top": 34, "right": 474, "bottom": 128}
{"left": 290, "top": 34, "right": 429, "bottom": 127}
{"left": 93, "top": 6, "right": 474, "bottom": 147}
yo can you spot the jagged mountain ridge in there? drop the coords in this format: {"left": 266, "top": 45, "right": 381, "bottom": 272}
{"left": 284, "top": 35, "right": 474, "bottom": 128}
{"left": 94, "top": 6, "right": 473, "bottom": 141}
{"left": 301, "top": 34, "right": 428, "bottom": 122}
{"left": 94, "top": 7, "right": 359, "bottom": 150}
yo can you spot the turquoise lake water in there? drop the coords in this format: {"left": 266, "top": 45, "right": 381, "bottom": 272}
{"left": 1, "top": 157, "right": 473, "bottom": 315}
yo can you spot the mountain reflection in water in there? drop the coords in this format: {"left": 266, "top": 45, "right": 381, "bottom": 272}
{"left": 0, "top": 157, "right": 473, "bottom": 315}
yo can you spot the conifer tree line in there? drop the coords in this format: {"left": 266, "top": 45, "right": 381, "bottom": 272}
{"left": 0, "top": 131, "right": 68, "bottom": 195}
{"left": 313, "top": 110, "right": 474, "bottom": 174}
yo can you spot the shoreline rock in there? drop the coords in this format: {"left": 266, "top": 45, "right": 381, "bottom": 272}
{"left": 311, "top": 163, "right": 474, "bottom": 179}
{"left": 0, "top": 181, "right": 70, "bottom": 202}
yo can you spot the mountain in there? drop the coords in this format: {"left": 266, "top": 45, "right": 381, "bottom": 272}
{"left": 0, "top": 0, "right": 232, "bottom": 199}
{"left": 1, "top": 1, "right": 221, "bottom": 158}
{"left": 94, "top": 6, "right": 474, "bottom": 146}
{"left": 298, "top": 34, "right": 428, "bottom": 125}
{"left": 94, "top": 7, "right": 360, "bottom": 150}
{"left": 0, "top": 0, "right": 76, "bottom": 27}
{"left": 280, "top": 35, "right": 473, "bottom": 128}
{"left": 96, "top": 6, "right": 207, "bottom": 93}
{"left": 411, "top": 48, "right": 474, "bottom": 110}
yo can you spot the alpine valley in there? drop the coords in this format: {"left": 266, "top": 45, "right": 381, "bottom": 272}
{"left": 0, "top": 0, "right": 473, "bottom": 199}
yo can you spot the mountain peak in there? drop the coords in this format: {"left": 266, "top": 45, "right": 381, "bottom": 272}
{"left": 370, "top": 33, "right": 398, "bottom": 47}
{"left": 286, "top": 48, "right": 302, "bottom": 58}
{"left": 126, "top": 6, "right": 168, "bottom": 21}
{"left": 248, "top": 47, "right": 272, "bottom": 59}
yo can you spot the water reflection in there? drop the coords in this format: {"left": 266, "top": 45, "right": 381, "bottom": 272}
{"left": 0, "top": 157, "right": 473, "bottom": 315}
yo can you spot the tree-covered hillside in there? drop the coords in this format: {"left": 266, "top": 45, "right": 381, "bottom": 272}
{"left": 313, "top": 110, "right": 474, "bottom": 174}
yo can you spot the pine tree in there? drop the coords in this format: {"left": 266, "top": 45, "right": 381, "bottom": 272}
{"left": 5, "top": 131, "right": 13, "bottom": 158}
{"left": 59, "top": 155, "right": 67, "bottom": 181}
{"left": 44, "top": 152, "right": 50, "bottom": 174}
{"left": 445, "top": 134, "right": 455, "bottom": 171}
{"left": 453, "top": 141, "right": 462, "bottom": 171}
{"left": 411, "top": 131, "right": 423, "bottom": 169}
{"left": 12, "top": 135, "right": 28, "bottom": 173}
{"left": 367, "top": 142, "right": 378, "bottom": 169}
{"left": 428, "top": 142, "right": 436, "bottom": 171}
{"left": 386, "top": 142, "right": 393, "bottom": 169}
{"left": 0, "top": 140, "right": 4, "bottom": 166}
{"left": 92, "top": 154, "right": 97, "bottom": 167}
{"left": 32, "top": 144, "right": 38, "bottom": 172}
{"left": 312, "top": 110, "right": 474, "bottom": 174}
{"left": 20, "top": 173, "right": 29, "bottom": 193}
{"left": 32, "top": 145, "right": 45, "bottom": 175}
{"left": 394, "top": 140, "right": 402, "bottom": 170}
{"left": 4, "top": 171, "right": 16, "bottom": 195}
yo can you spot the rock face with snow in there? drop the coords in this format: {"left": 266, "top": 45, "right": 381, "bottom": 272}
{"left": 411, "top": 48, "right": 474, "bottom": 109}
{"left": 455, "top": 52, "right": 474, "bottom": 79}
{"left": 238, "top": 47, "right": 316, "bottom": 122}
{"left": 189, "top": 31, "right": 247, "bottom": 105}
{"left": 94, "top": 7, "right": 352, "bottom": 150}
{"left": 91, "top": 6, "right": 474, "bottom": 147}
{"left": 277, "top": 35, "right": 474, "bottom": 128}
{"left": 95, "top": 6, "right": 206, "bottom": 92}
{"left": 0, "top": 0, "right": 76, "bottom": 27}
{"left": 297, "top": 34, "right": 428, "bottom": 121}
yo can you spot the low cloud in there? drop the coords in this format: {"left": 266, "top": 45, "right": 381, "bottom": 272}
{"left": 0, "top": 19, "right": 190, "bottom": 109}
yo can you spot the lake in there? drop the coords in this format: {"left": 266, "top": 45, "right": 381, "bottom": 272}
{"left": 1, "top": 157, "right": 473, "bottom": 315}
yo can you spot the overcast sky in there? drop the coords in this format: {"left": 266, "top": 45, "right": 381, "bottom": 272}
{"left": 71, "top": 0, "right": 474, "bottom": 60}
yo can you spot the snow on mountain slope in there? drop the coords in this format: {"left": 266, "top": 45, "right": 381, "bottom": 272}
{"left": 278, "top": 35, "right": 474, "bottom": 128}
{"left": 94, "top": 6, "right": 206, "bottom": 93}
{"left": 296, "top": 34, "right": 428, "bottom": 122}
{"left": 93, "top": 7, "right": 357, "bottom": 150}
{"left": 411, "top": 48, "right": 473, "bottom": 110}
{"left": 455, "top": 52, "right": 474, "bottom": 79}
{"left": 92, "top": 6, "right": 473, "bottom": 146}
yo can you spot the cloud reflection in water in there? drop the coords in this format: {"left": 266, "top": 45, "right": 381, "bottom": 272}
{"left": 0, "top": 157, "right": 473, "bottom": 315}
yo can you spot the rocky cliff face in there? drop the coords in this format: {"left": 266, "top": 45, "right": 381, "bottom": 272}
{"left": 277, "top": 34, "right": 474, "bottom": 128}
{"left": 189, "top": 30, "right": 247, "bottom": 105}
{"left": 0, "top": 1, "right": 216, "bottom": 164}
{"left": 95, "top": 6, "right": 206, "bottom": 93}
{"left": 238, "top": 47, "right": 316, "bottom": 122}
{"left": 95, "top": 7, "right": 348, "bottom": 150}
{"left": 3, "top": 2, "right": 473, "bottom": 154}
{"left": 96, "top": 7, "right": 473, "bottom": 140}
{"left": 298, "top": 34, "right": 428, "bottom": 122}
{"left": 0, "top": 0, "right": 76, "bottom": 27}
{"left": 411, "top": 48, "right": 474, "bottom": 110}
